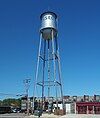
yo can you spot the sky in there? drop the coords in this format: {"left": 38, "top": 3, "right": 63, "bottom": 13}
{"left": 0, "top": 0, "right": 100, "bottom": 99}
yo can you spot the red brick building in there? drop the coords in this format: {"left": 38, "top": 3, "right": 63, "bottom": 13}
{"left": 76, "top": 102, "right": 100, "bottom": 114}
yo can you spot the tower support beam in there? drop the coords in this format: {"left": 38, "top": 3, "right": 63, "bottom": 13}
{"left": 33, "top": 12, "right": 64, "bottom": 114}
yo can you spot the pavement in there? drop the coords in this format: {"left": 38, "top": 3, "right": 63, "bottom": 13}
{"left": 29, "top": 113, "right": 100, "bottom": 118}
{"left": 0, "top": 113, "right": 26, "bottom": 118}
{"left": 29, "top": 113, "right": 60, "bottom": 118}
{"left": 60, "top": 114, "right": 100, "bottom": 118}
{"left": 0, "top": 113, "right": 100, "bottom": 118}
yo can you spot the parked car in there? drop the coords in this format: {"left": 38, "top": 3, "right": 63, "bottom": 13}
{"left": 34, "top": 109, "right": 42, "bottom": 117}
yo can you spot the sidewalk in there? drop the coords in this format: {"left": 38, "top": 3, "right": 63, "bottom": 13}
{"left": 60, "top": 114, "right": 100, "bottom": 118}
{"left": 29, "top": 113, "right": 60, "bottom": 118}
{"left": 28, "top": 114, "right": 100, "bottom": 118}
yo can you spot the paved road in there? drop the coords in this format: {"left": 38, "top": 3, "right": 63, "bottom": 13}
{"left": 0, "top": 113, "right": 59, "bottom": 118}
{"left": 0, "top": 113, "right": 27, "bottom": 118}
{"left": 0, "top": 113, "right": 100, "bottom": 118}
{"left": 60, "top": 114, "right": 100, "bottom": 118}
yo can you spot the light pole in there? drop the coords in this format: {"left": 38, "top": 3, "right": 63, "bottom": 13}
{"left": 23, "top": 78, "right": 31, "bottom": 115}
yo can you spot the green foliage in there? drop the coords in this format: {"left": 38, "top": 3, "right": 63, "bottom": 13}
{"left": 0, "top": 98, "right": 21, "bottom": 107}
{"left": 0, "top": 100, "right": 2, "bottom": 106}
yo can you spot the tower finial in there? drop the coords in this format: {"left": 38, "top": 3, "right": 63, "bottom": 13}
{"left": 48, "top": 6, "right": 50, "bottom": 11}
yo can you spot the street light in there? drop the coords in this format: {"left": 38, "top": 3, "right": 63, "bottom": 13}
{"left": 23, "top": 78, "right": 31, "bottom": 115}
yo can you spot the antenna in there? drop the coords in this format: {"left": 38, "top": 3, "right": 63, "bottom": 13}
{"left": 48, "top": 6, "right": 50, "bottom": 11}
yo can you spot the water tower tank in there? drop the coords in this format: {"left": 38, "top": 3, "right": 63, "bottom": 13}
{"left": 40, "top": 11, "right": 57, "bottom": 40}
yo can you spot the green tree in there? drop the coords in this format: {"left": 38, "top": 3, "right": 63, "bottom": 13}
{"left": 2, "top": 98, "right": 21, "bottom": 107}
{"left": 0, "top": 100, "right": 2, "bottom": 106}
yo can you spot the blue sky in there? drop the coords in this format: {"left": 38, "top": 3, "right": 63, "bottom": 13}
{"left": 0, "top": 0, "right": 100, "bottom": 99}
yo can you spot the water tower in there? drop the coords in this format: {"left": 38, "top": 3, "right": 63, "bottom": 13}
{"left": 34, "top": 11, "right": 64, "bottom": 112}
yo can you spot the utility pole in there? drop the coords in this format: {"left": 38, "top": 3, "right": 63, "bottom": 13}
{"left": 23, "top": 78, "right": 31, "bottom": 115}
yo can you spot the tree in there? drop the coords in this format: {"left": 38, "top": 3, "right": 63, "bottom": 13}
{"left": 0, "top": 100, "right": 2, "bottom": 106}
{"left": 2, "top": 98, "right": 21, "bottom": 107}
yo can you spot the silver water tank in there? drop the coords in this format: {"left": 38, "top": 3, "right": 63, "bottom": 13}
{"left": 40, "top": 12, "right": 57, "bottom": 40}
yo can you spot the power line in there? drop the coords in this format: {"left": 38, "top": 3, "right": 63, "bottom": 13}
{"left": 0, "top": 93, "right": 24, "bottom": 97}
